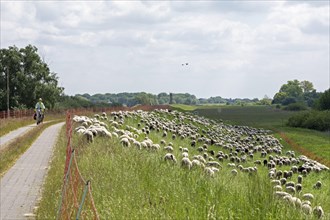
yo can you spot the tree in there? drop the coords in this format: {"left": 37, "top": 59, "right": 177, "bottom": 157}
{"left": 300, "top": 80, "right": 315, "bottom": 93}
{"left": 0, "top": 45, "right": 63, "bottom": 110}
{"left": 316, "top": 89, "right": 330, "bottom": 110}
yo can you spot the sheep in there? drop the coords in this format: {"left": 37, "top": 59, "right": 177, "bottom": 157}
{"left": 273, "top": 185, "right": 282, "bottom": 191}
{"left": 120, "top": 138, "right": 130, "bottom": 147}
{"left": 302, "top": 193, "right": 314, "bottom": 201}
{"left": 292, "top": 197, "right": 302, "bottom": 209}
{"left": 313, "top": 206, "right": 324, "bottom": 219}
{"left": 164, "top": 153, "right": 177, "bottom": 163}
{"left": 231, "top": 169, "right": 238, "bottom": 176}
{"left": 83, "top": 130, "right": 94, "bottom": 143}
{"left": 181, "top": 158, "right": 192, "bottom": 170}
{"left": 297, "top": 175, "right": 303, "bottom": 184}
{"left": 192, "top": 159, "right": 204, "bottom": 168}
{"left": 302, "top": 204, "right": 312, "bottom": 215}
{"left": 164, "top": 146, "right": 174, "bottom": 152}
{"left": 295, "top": 184, "right": 302, "bottom": 192}
{"left": 206, "top": 161, "right": 221, "bottom": 168}
{"left": 204, "top": 167, "right": 215, "bottom": 177}
{"left": 280, "top": 178, "right": 287, "bottom": 185}
{"left": 274, "top": 191, "right": 289, "bottom": 198}
{"left": 285, "top": 186, "right": 296, "bottom": 194}
{"left": 182, "top": 148, "right": 189, "bottom": 153}
{"left": 313, "top": 181, "right": 322, "bottom": 189}
{"left": 271, "top": 180, "right": 281, "bottom": 186}
{"left": 182, "top": 152, "right": 189, "bottom": 158}
{"left": 283, "top": 195, "right": 295, "bottom": 206}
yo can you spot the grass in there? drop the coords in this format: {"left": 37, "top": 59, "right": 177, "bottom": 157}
{"left": 0, "top": 119, "right": 64, "bottom": 176}
{"left": 37, "top": 110, "right": 330, "bottom": 219}
{"left": 0, "top": 117, "right": 35, "bottom": 137}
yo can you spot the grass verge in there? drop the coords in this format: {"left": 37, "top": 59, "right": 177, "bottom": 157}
{"left": 0, "top": 119, "right": 64, "bottom": 176}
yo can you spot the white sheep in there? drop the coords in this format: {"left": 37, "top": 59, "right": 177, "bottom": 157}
{"left": 120, "top": 138, "right": 130, "bottom": 147}
{"left": 204, "top": 167, "right": 215, "bottom": 177}
{"left": 313, "top": 181, "right": 322, "bottom": 189}
{"left": 191, "top": 159, "right": 204, "bottom": 168}
{"left": 181, "top": 157, "right": 192, "bottom": 169}
{"left": 164, "top": 146, "right": 174, "bottom": 152}
{"left": 313, "top": 206, "right": 324, "bottom": 219}
{"left": 302, "top": 204, "right": 312, "bottom": 215}
{"left": 231, "top": 169, "right": 238, "bottom": 176}
{"left": 182, "top": 152, "right": 189, "bottom": 158}
{"left": 164, "top": 153, "right": 177, "bottom": 163}
{"left": 302, "top": 193, "right": 314, "bottom": 201}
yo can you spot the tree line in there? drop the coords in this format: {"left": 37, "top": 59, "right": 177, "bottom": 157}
{"left": 0, "top": 45, "right": 328, "bottom": 116}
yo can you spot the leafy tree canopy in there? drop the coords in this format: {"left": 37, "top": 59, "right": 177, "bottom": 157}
{"left": 0, "top": 45, "right": 63, "bottom": 110}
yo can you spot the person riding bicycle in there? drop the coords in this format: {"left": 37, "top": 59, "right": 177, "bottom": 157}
{"left": 35, "top": 98, "right": 45, "bottom": 123}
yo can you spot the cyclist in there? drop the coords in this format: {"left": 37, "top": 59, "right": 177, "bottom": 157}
{"left": 35, "top": 98, "right": 45, "bottom": 124}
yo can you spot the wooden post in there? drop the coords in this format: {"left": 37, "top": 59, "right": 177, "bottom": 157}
{"left": 7, "top": 67, "right": 10, "bottom": 118}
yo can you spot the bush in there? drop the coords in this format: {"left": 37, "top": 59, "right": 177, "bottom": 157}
{"left": 287, "top": 110, "right": 330, "bottom": 131}
{"left": 283, "top": 102, "right": 307, "bottom": 111}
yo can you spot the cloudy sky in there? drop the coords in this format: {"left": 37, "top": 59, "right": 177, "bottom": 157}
{"left": 1, "top": 1, "right": 329, "bottom": 99}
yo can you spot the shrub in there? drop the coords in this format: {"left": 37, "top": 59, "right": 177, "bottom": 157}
{"left": 283, "top": 102, "right": 307, "bottom": 111}
{"left": 287, "top": 110, "right": 330, "bottom": 131}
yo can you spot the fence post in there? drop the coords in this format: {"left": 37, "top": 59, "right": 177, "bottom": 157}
{"left": 75, "top": 180, "right": 90, "bottom": 220}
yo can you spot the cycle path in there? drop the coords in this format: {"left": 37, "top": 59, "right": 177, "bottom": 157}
{"left": 0, "top": 122, "right": 65, "bottom": 220}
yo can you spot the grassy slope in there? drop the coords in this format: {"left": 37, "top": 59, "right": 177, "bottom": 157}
{"left": 37, "top": 110, "right": 330, "bottom": 219}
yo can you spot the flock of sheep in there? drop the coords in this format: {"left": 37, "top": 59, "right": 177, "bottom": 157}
{"left": 73, "top": 109, "right": 329, "bottom": 219}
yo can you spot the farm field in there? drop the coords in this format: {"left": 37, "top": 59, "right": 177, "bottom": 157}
{"left": 37, "top": 109, "right": 330, "bottom": 219}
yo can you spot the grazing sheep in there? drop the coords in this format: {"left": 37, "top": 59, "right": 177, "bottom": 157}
{"left": 313, "top": 181, "right": 322, "bottom": 189}
{"left": 302, "top": 204, "right": 312, "bottom": 215}
{"left": 313, "top": 206, "right": 324, "bottom": 219}
{"left": 164, "top": 153, "right": 177, "bottom": 163}
{"left": 273, "top": 185, "right": 282, "bottom": 191}
{"left": 204, "top": 167, "right": 215, "bottom": 177}
{"left": 182, "top": 148, "right": 189, "bottom": 153}
{"left": 192, "top": 159, "right": 204, "bottom": 168}
{"left": 164, "top": 146, "right": 174, "bottom": 152}
{"left": 302, "top": 193, "right": 314, "bottom": 201}
{"left": 295, "top": 184, "right": 302, "bottom": 192}
{"left": 283, "top": 195, "right": 295, "bottom": 206}
{"left": 181, "top": 157, "right": 192, "bottom": 169}
{"left": 280, "top": 178, "right": 287, "bottom": 185}
{"left": 120, "top": 138, "right": 130, "bottom": 147}
{"left": 274, "top": 191, "right": 289, "bottom": 198}
{"left": 297, "top": 175, "right": 303, "bottom": 184}
{"left": 182, "top": 152, "right": 189, "bottom": 158}
{"left": 206, "top": 161, "right": 221, "bottom": 168}
{"left": 271, "top": 180, "right": 281, "bottom": 186}
{"left": 231, "top": 169, "right": 238, "bottom": 176}
{"left": 285, "top": 186, "right": 296, "bottom": 194}
{"left": 83, "top": 130, "right": 94, "bottom": 143}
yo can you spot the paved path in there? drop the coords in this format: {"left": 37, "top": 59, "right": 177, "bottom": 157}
{"left": 0, "top": 125, "right": 36, "bottom": 150}
{"left": 0, "top": 122, "right": 65, "bottom": 220}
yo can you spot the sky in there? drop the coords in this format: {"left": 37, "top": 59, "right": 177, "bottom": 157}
{"left": 1, "top": 0, "right": 329, "bottom": 99}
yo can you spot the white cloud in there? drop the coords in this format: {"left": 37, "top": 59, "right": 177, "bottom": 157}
{"left": 1, "top": 0, "right": 329, "bottom": 98}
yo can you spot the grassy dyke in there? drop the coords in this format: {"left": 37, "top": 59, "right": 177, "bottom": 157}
{"left": 35, "top": 126, "right": 67, "bottom": 219}
{"left": 0, "top": 119, "right": 64, "bottom": 176}
{"left": 37, "top": 110, "right": 330, "bottom": 219}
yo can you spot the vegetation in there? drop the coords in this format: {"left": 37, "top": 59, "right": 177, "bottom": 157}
{"left": 0, "top": 117, "right": 34, "bottom": 137}
{"left": 78, "top": 92, "right": 261, "bottom": 107}
{"left": 287, "top": 110, "right": 330, "bottom": 131}
{"left": 272, "top": 79, "right": 321, "bottom": 108}
{"left": 37, "top": 110, "right": 330, "bottom": 219}
{"left": 315, "top": 89, "right": 330, "bottom": 111}
{"left": 0, "top": 45, "right": 63, "bottom": 110}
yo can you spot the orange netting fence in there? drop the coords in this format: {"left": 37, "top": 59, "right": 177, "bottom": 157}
{"left": 57, "top": 111, "right": 99, "bottom": 220}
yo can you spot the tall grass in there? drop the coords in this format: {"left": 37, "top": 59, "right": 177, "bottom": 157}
{"left": 37, "top": 110, "right": 330, "bottom": 219}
